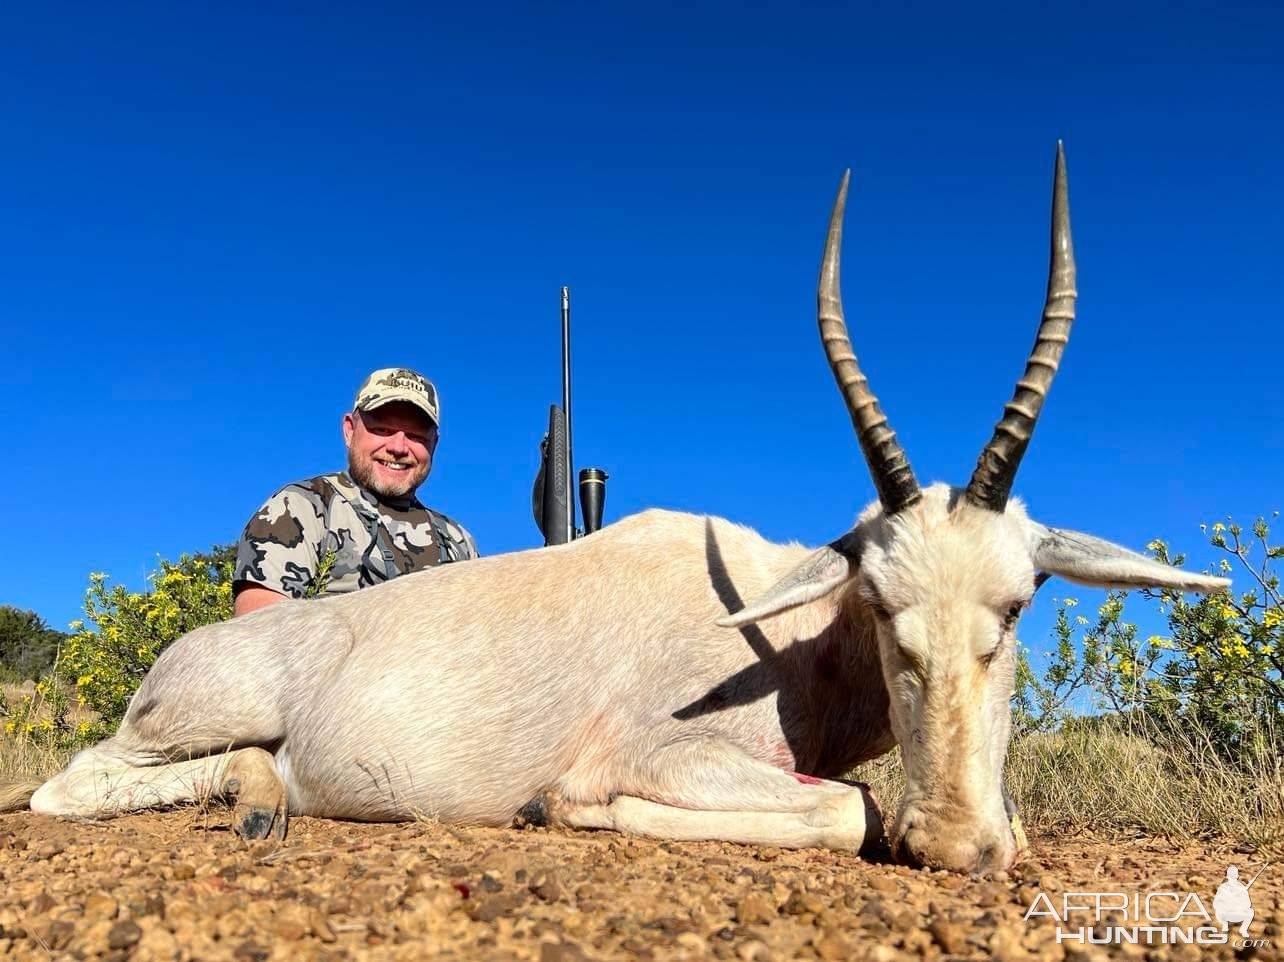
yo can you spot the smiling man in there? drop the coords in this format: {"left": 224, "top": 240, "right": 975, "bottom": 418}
{"left": 232, "top": 368, "right": 478, "bottom": 616}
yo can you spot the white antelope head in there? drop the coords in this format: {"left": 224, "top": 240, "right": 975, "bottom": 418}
{"left": 721, "top": 144, "right": 1229, "bottom": 873}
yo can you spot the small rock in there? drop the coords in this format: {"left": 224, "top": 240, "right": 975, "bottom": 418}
{"left": 272, "top": 916, "right": 307, "bottom": 941}
{"left": 857, "top": 898, "right": 883, "bottom": 917}
{"left": 232, "top": 940, "right": 269, "bottom": 962}
{"left": 27, "top": 892, "right": 55, "bottom": 915}
{"left": 540, "top": 941, "right": 589, "bottom": 962}
{"left": 734, "top": 893, "right": 776, "bottom": 926}
{"left": 84, "top": 893, "right": 119, "bottom": 922}
{"left": 988, "top": 925, "right": 1028, "bottom": 961}
{"left": 884, "top": 906, "right": 918, "bottom": 930}
{"left": 735, "top": 939, "right": 772, "bottom": 962}
{"left": 782, "top": 889, "right": 824, "bottom": 916}
{"left": 530, "top": 870, "right": 568, "bottom": 902}
{"left": 470, "top": 894, "right": 521, "bottom": 923}
{"left": 33, "top": 842, "right": 64, "bottom": 860}
{"left": 135, "top": 921, "right": 181, "bottom": 962}
{"left": 33, "top": 920, "right": 74, "bottom": 951}
{"left": 868, "top": 875, "right": 899, "bottom": 895}
{"left": 676, "top": 932, "right": 707, "bottom": 953}
{"left": 172, "top": 864, "right": 195, "bottom": 881}
{"left": 107, "top": 920, "right": 143, "bottom": 950}
{"left": 128, "top": 893, "right": 166, "bottom": 919}
{"left": 929, "top": 919, "right": 967, "bottom": 954}
{"left": 814, "top": 928, "right": 850, "bottom": 961}
{"left": 1064, "top": 947, "right": 1110, "bottom": 962}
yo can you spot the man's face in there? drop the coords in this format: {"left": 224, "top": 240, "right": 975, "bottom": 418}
{"left": 342, "top": 402, "right": 438, "bottom": 499}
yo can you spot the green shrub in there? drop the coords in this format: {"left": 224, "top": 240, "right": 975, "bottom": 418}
{"left": 2, "top": 545, "right": 236, "bottom": 749}
{"left": 60, "top": 546, "right": 237, "bottom": 736}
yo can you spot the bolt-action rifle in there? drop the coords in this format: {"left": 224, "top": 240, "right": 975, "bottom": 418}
{"left": 532, "top": 287, "right": 609, "bottom": 545}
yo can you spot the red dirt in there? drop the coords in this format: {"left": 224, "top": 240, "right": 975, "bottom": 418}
{"left": 1, "top": 809, "right": 1279, "bottom": 961}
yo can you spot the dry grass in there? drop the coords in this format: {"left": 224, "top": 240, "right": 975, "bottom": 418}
{"left": 0, "top": 681, "right": 77, "bottom": 785}
{"left": 851, "top": 718, "right": 1284, "bottom": 855}
{"left": 5, "top": 679, "right": 1281, "bottom": 857}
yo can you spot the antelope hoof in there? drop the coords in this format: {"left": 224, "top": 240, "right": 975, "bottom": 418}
{"left": 514, "top": 793, "right": 553, "bottom": 828}
{"left": 235, "top": 801, "right": 286, "bottom": 840}
{"left": 811, "top": 785, "right": 885, "bottom": 855}
{"left": 222, "top": 748, "right": 288, "bottom": 841}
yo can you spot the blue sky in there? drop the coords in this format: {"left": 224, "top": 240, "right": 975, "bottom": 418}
{"left": 1, "top": 2, "right": 1280, "bottom": 665}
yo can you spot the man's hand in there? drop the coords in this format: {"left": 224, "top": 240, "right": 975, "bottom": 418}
{"left": 234, "top": 585, "right": 289, "bottom": 617}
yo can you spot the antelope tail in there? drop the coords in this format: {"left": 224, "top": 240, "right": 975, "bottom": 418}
{"left": 0, "top": 779, "right": 43, "bottom": 812}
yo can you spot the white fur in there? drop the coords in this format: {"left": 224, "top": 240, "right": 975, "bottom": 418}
{"left": 24, "top": 487, "right": 1225, "bottom": 872}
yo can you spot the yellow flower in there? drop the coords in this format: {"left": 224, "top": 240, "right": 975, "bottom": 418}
{"left": 1219, "top": 604, "right": 1237, "bottom": 619}
{"left": 1264, "top": 610, "right": 1282, "bottom": 629}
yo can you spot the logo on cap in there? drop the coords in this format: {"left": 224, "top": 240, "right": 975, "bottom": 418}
{"left": 354, "top": 367, "right": 440, "bottom": 425}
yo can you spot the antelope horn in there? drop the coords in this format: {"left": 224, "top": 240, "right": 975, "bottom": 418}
{"left": 820, "top": 170, "right": 921, "bottom": 514}
{"left": 965, "top": 142, "right": 1077, "bottom": 512}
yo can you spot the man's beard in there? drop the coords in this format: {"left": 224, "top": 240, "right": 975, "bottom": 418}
{"left": 348, "top": 448, "right": 429, "bottom": 500}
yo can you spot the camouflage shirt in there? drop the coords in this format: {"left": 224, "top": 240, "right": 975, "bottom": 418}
{"left": 233, "top": 472, "right": 478, "bottom": 600}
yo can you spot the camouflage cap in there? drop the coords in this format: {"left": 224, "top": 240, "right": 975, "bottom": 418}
{"left": 353, "top": 368, "right": 440, "bottom": 426}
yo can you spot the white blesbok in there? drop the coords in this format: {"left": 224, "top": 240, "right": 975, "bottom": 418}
{"left": 2, "top": 144, "right": 1227, "bottom": 873}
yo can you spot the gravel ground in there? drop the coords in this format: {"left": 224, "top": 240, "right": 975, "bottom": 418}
{"left": 1, "top": 810, "right": 1279, "bottom": 961}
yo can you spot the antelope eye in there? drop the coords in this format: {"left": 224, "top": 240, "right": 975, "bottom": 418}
{"left": 1003, "top": 601, "right": 1025, "bottom": 630}
{"left": 896, "top": 642, "right": 926, "bottom": 676}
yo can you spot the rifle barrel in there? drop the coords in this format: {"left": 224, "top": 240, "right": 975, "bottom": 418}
{"left": 561, "top": 286, "right": 575, "bottom": 538}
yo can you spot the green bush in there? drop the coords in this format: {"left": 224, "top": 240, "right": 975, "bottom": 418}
{"left": 2, "top": 546, "right": 236, "bottom": 748}
{"left": 61, "top": 545, "right": 237, "bottom": 735}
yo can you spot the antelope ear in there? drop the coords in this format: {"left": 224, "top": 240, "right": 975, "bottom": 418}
{"left": 1027, "top": 523, "right": 1230, "bottom": 594}
{"left": 717, "top": 532, "right": 862, "bottom": 628}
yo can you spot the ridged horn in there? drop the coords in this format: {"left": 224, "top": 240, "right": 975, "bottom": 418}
{"left": 820, "top": 170, "right": 921, "bottom": 514}
{"left": 965, "top": 142, "right": 1077, "bottom": 512}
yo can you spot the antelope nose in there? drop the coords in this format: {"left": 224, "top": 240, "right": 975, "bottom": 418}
{"left": 975, "top": 842, "right": 1009, "bottom": 876}
{"left": 897, "top": 824, "right": 1016, "bottom": 875}
{"left": 896, "top": 830, "right": 980, "bottom": 874}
